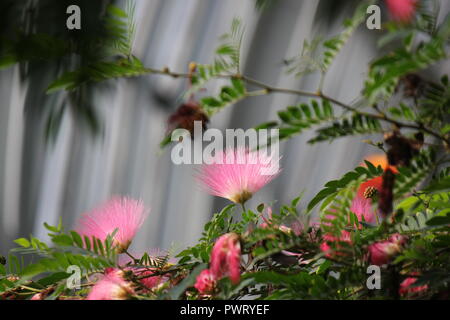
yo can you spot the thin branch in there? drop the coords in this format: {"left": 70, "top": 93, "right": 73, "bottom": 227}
{"left": 140, "top": 67, "right": 449, "bottom": 145}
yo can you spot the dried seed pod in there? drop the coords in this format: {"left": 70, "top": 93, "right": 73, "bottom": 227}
{"left": 378, "top": 168, "right": 396, "bottom": 218}
{"left": 398, "top": 73, "right": 424, "bottom": 98}
{"left": 167, "top": 101, "right": 209, "bottom": 137}
{"left": 385, "top": 131, "right": 422, "bottom": 167}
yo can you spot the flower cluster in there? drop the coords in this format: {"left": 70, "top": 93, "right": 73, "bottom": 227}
{"left": 2, "top": 0, "right": 448, "bottom": 301}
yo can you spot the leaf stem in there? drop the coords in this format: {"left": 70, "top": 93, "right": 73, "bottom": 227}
{"left": 123, "top": 249, "right": 139, "bottom": 263}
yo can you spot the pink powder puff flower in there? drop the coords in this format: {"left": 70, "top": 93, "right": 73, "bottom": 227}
{"left": 210, "top": 233, "right": 241, "bottom": 284}
{"left": 368, "top": 233, "right": 407, "bottom": 265}
{"left": 194, "top": 269, "right": 217, "bottom": 294}
{"left": 399, "top": 275, "right": 428, "bottom": 297}
{"left": 350, "top": 197, "right": 377, "bottom": 224}
{"left": 87, "top": 268, "right": 135, "bottom": 300}
{"left": 76, "top": 197, "right": 148, "bottom": 253}
{"left": 197, "top": 148, "right": 280, "bottom": 204}
{"left": 385, "top": 0, "right": 417, "bottom": 23}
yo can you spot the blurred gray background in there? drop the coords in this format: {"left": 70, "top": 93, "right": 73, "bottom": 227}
{"left": 1, "top": 0, "right": 449, "bottom": 255}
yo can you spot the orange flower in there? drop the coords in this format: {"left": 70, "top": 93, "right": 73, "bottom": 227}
{"left": 363, "top": 154, "right": 397, "bottom": 173}
{"left": 357, "top": 154, "right": 398, "bottom": 199}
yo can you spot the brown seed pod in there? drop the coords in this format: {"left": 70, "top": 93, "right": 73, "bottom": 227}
{"left": 385, "top": 131, "right": 422, "bottom": 167}
{"left": 398, "top": 73, "right": 424, "bottom": 98}
{"left": 167, "top": 101, "right": 209, "bottom": 137}
{"left": 378, "top": 168, "right": 396, "bottom": 218}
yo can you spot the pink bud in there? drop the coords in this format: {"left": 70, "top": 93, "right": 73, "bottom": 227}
{"left": 210, "top": 233, "right": 241, "bottom": 284}
{"left": 399, "top": 276, "right": 428, "bottom": 296}
{"left": 385, "top": 0, "right": 417, "bottom": 23}
{"left": 368, "top": 233, "right": 407, "bottom": 265}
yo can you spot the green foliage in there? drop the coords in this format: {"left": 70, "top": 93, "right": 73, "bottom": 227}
{"left": 394, "top": 149, "right": 437, "bottom": 197}
{"left": 285, "top": 38, "right": 325, "bottom": 78}
{"left": 321, "top": 2, "right": 369, "bottom": 73}
{"left": 165, "top": 264, "right": 207, "bottom": 300}
{"left": 41, "top": 3, "right": 144, "bottom": 94}
{"left": 199, "top": 78, "right": 246, "bottom": 116}
{"left": 416, "top": 1, "right": 441, "bottom": 36}
{"left": 0, "top": 222, "right": 117, "bottom": 295}
{"left": 176, "top": 204, "right": 235, "bottom": 264}
{"left": 0, "top": 33, "right": 69, "bottom": 70}
{"left": 364, "top": 13, "right": 450, "bottom": 102}
{"left": 2, "top": 0, "right": 450, "bottom": 302}
{"left": 254, "top": 0, "right": 278, "bottom": 11}
{"left": 396, "top": 210, "right": 440, "bottom": 232}
{"left": 308, "top": 113, "right": 382, "bottom": 144}
{"left": 244, "top": 271, "right": 337, "bottom": 299}
{"left": 307, "top": 160, "right": 384, "bottom": 212}
{"left": 255, "top": 99, "right": 335, "bottom": 142}
{"left": 388, "top": 103, "right": 417, "bottom": 121}
{"left": 285, "top": 1, "right": 370, "bottom": 77}
{"left": 46, "top": 56, "right": 147, "bottom": 93}
{"left": 186, "top": 18, "right": 245, "bottom": 99}
{"left": 418, "top": 75, "right": 450, "bottom": 131}
{"left": 104, "top": 2, "right": 137, "bottom": 58}
{"left": 0, "top": 2, "right": 145, "bottom": 145}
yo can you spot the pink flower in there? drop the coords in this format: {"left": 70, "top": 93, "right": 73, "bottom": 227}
{"left": 210, "top": 233, "right": 241, "bottom": 284}
{"left": 76, "top": 197, "right": 148, "bottom": 253}
{"left": 87, "top": 268, "right": 134, "bottom": 300}
{"left": 385, "top": 0, "right": 417, "bottom": 23}
{"left": 368, "top": 242, "right": 397, "bottom": 265}
{"left": 368, "top": 234, "right": 407, "bottom": 265}
{"left": 290, "top": 221, "right": 302, "bottom": 236}
{"left": 194, "top": 269, "right": 217, "bottom": 294}
{"left": 137, "top": 269, "right": 168, "bottom": 290}
{"left": 320, "top": 230, "right": 352, "bottom": 258}
{"left": 350, "top": 197, "right": 376, "bottom": 224}
{"left": 399, "top": 276, "right": 428, "bottom": 296}
{"left": 197, "top": 148, "right": 280, "bottom": 204}
{"left": 30, "top": 293, "right": 44, "bottom": 300}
